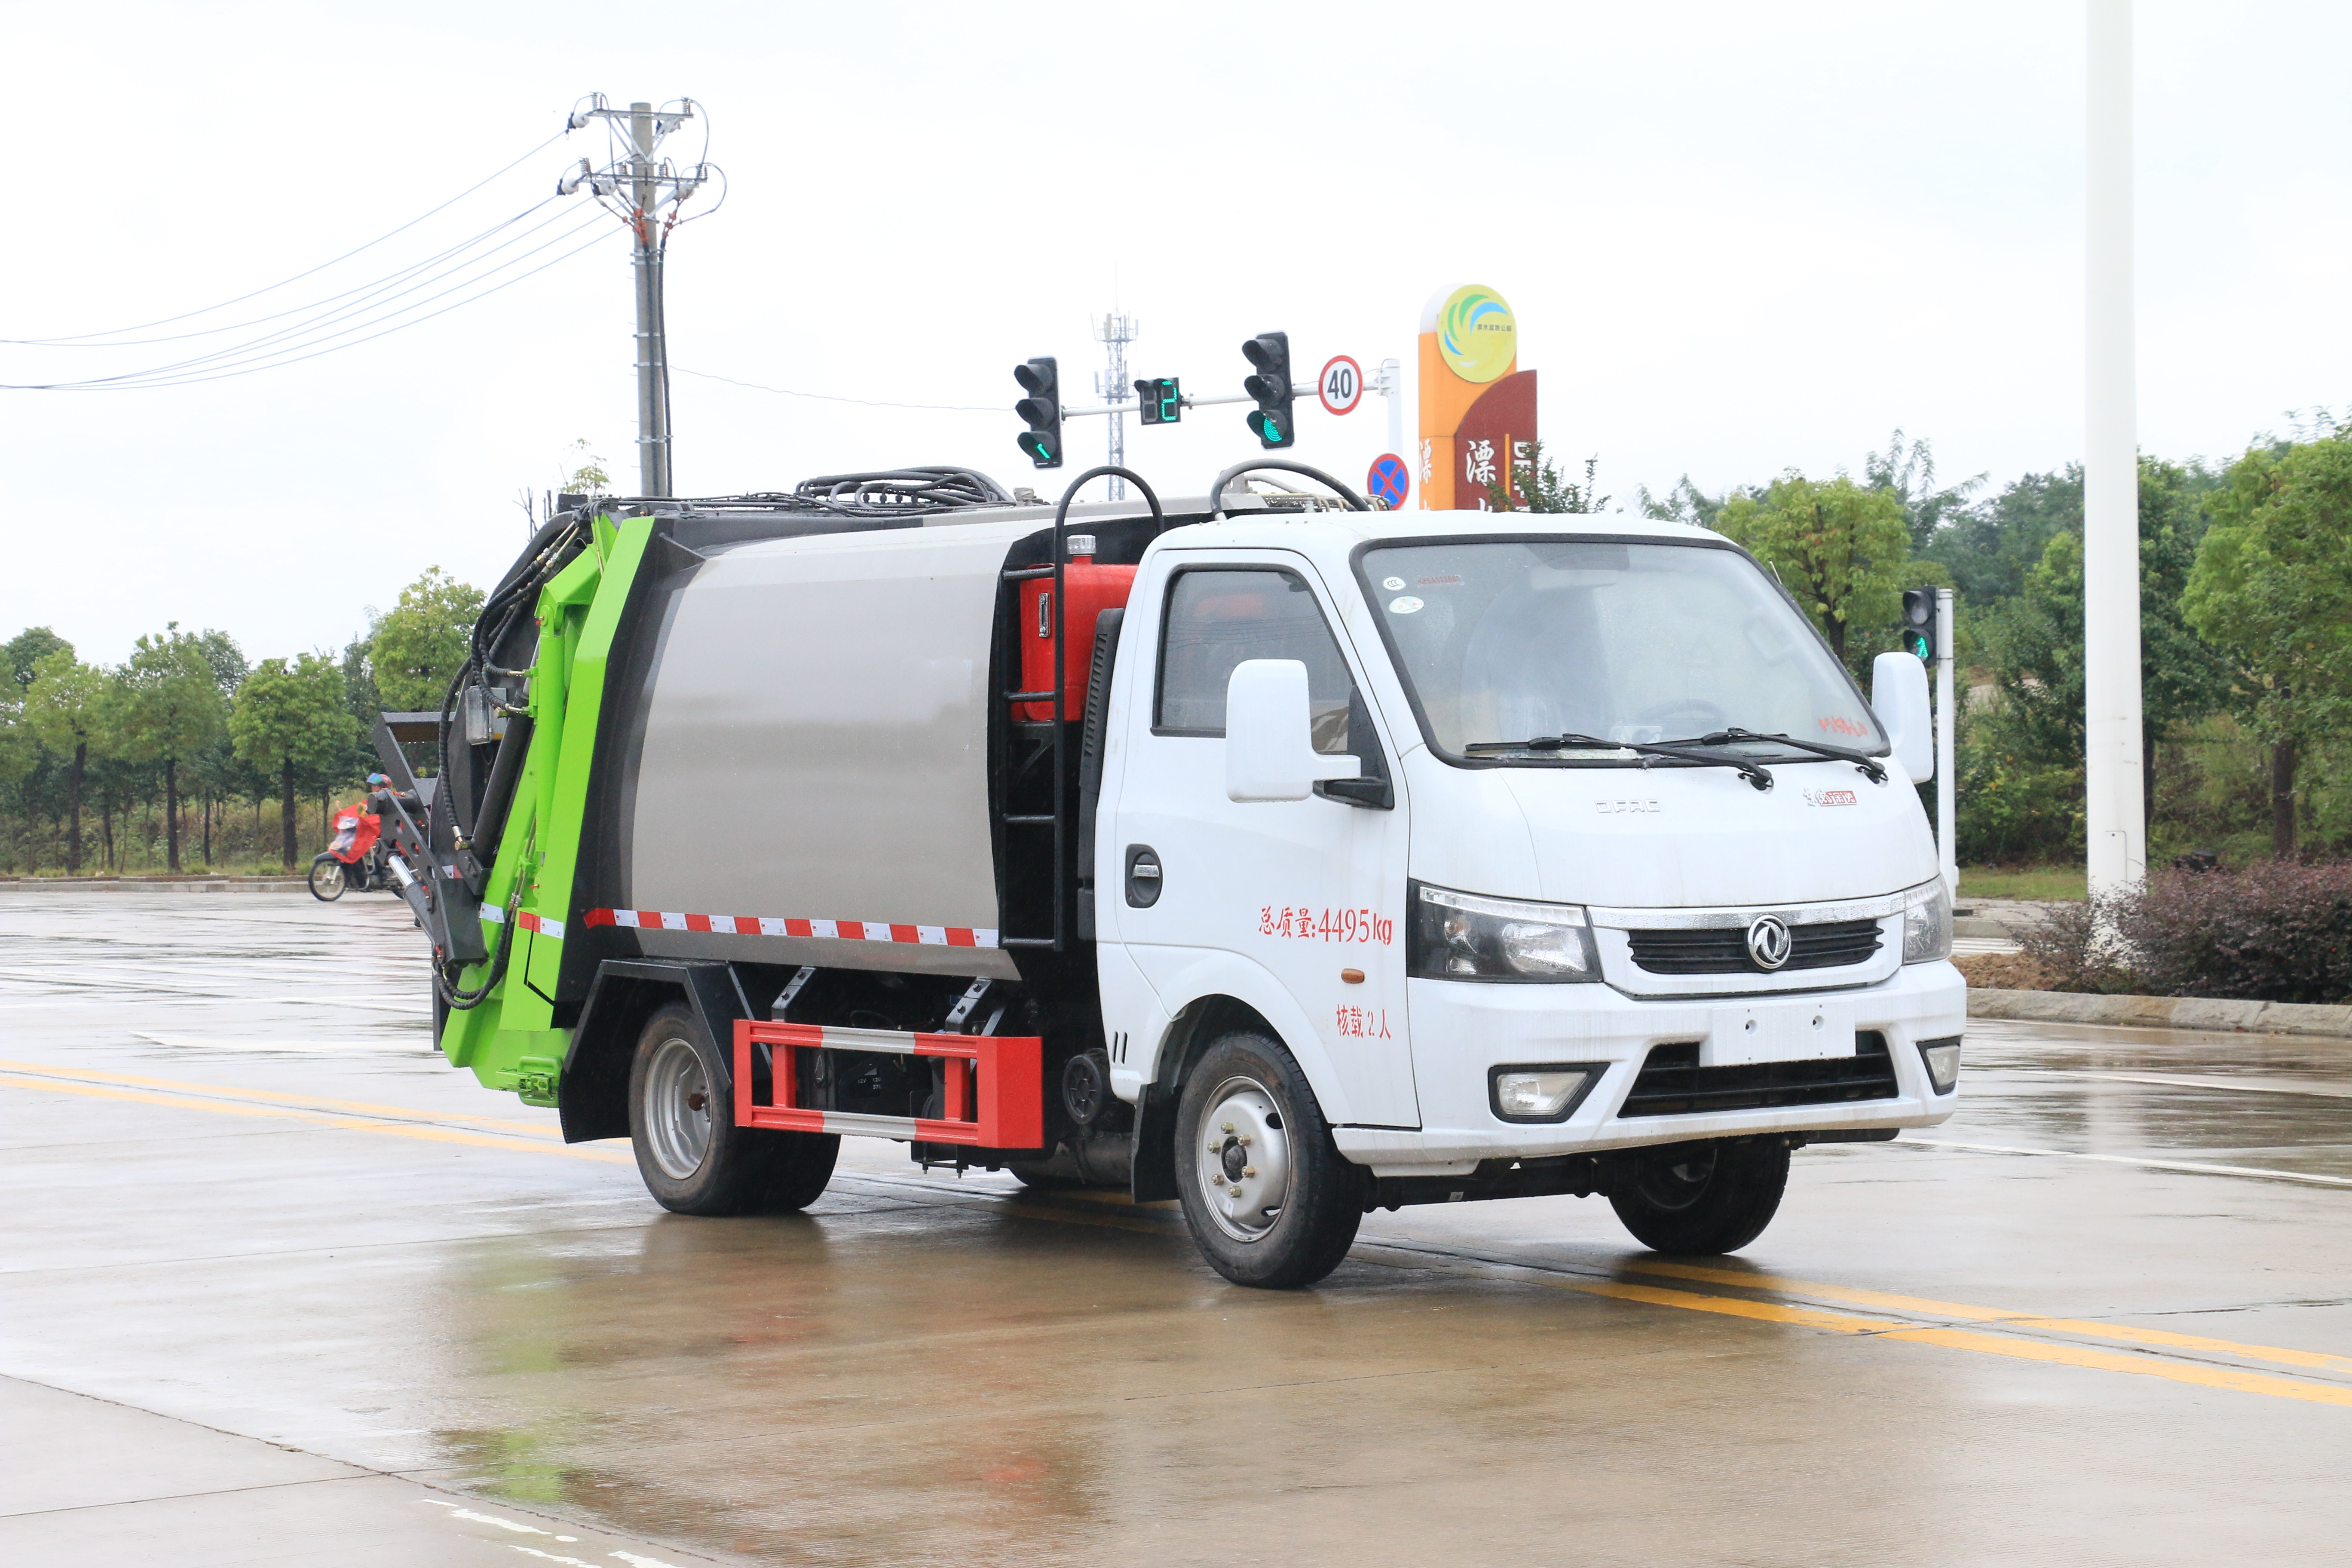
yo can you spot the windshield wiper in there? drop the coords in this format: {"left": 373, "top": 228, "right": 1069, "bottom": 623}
{"left": 1669, "top": 727, "right": 1889, "bottom": 785}
{"left": 1464, "top": 733, "right": 1774, "bottom": 792}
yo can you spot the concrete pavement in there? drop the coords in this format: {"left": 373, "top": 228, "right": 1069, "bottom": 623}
{"left": 3, "top": 891, "right": 2348, "bottom": 1566}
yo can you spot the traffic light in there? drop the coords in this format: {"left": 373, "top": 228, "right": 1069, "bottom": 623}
{"left": 1135, "top": 376, "right": 1182, "bottom": 426}
{"left": 1241, "top": 332, "right": 1295, "bottom": 448}
{"left": 1900, "top": 588, "right": 1939, "bottom": 661}
{"left": 1014, "top": 357, "right": 1062, "bottom": 468}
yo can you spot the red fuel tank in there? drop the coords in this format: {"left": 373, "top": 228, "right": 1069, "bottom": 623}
{"left": 1018, "top": 547, "right": 1136, "bottom": 721}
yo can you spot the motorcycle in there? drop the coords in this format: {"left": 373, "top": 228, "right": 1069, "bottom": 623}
{"left": 310, "top": 798, "right": 399, "bottom": 900}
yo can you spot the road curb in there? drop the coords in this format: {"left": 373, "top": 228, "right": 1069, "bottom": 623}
{"left": 0, "top": 879, "right": 312, "bottom": 893}
{"left": 1969, "top": 986, "right": 2352, "bottom": 1040}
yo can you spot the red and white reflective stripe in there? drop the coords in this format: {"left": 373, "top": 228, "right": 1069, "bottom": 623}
{"left": 479, "top": 906, "right": 566, "bottom": 941}
{"left": 585, "top": 908, "right": 997, "bottom": 949}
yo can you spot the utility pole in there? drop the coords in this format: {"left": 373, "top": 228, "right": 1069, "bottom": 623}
{"left": 1093, "top": 312, "right": 1139, "bottom": 499}
{"left": 558, "top": 95, "right": 717, "bottom": 499}
{"left": 2084, "top": 2, "right": 2145, "bottom": 896}
{"left": 628, "top": 102, "right": 669, "bottom": 499}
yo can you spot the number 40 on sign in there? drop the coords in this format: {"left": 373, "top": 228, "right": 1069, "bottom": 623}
{"left": 1318, "top": 356, "right": 1363, "bottom": 416}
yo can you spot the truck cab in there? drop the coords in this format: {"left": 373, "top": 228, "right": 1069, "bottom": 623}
{"left": 391, "top": 462, "right": 1961, "bottom": 1291}
{"left": 1090, "top": 505, "right": 1959, "bottom": 1281}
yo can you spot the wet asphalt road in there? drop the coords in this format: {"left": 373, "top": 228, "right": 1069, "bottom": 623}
{"left": 2, "top": 892, "right": 2348, "bottom": 1567}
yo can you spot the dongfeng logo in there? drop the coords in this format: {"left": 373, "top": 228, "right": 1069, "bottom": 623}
{"left": 1746, "top": 915, "right": 1793, "bottom": 971}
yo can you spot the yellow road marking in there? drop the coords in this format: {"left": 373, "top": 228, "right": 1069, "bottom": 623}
{"left": 0, "top": 1072, "right": 627, "bottom": 1164}
{"left": 0, "top": 1058, "right": 565, "bottom": 1139}
{"left": 1620, "top": 1259, "right": 2352, "bottom": 1376}
{"left": 1439, "top": 1269, "right": 2352, "bottom": 1407}
{"left": 8, "top": 1063, "right": 2350, "bottom": 1407}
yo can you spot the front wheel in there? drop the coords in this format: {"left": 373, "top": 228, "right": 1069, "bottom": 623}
{"left": 1175, "top": 1032, "right": 1364, "bottom": 1289}
{"left": 1608, "top": 1137, "right": 1788, "bottom": 1254}
{"left": 307, "top": 856, "right": 346, "bottom": 901}
{"left": 628, "top": 1003, "right": 839, "bottom": 1215}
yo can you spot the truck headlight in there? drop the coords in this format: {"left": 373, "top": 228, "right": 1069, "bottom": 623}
{"left": 1900, "top": 878, "right": 1952, "bottom": 963}
{"left": 1411, "top": 883, "right": 1601, "bottom": 983}
{"left": 1488, "top": 1062, "right": 1608, "bottom": 1122}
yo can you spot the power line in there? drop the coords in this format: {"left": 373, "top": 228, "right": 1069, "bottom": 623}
{"left": 674, "top": 365, "right": 998, "bottom": 412}
{"left": 11, "top": 203, "right": 604, "bottom": 388}
{"left": 12, "top": 193, "right": 570, "bottom": 349}
{"left": 1, "top": 129, "right": 570, "bottom": 346}
{"left": 9, "top": 222, "right": 621, "bottom": 391}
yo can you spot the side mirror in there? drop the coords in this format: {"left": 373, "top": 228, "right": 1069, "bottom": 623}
{"left": 1870, "top": 651, "right": 1933, "bottom": 784}
{"left": 1225, "top": 660, "right": 1358, "bottom": 802}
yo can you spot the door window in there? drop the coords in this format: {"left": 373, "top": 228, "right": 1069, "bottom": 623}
{"left": 1155, "top": 568, "right": 1355, "bottom": 753}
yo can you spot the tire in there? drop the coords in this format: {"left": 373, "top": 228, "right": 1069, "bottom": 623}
{"left": 1174, "top": 1031, "right": 1365, "bottom": 1289}
{"left": 1608, "top": 1137, "right": 1789, "bottom": 1254}
{"left": 307, "top": 857, "right": 346, "bottom": 901}
{"left": 627, "top": 1003, "right": 840, "bottom": 1216}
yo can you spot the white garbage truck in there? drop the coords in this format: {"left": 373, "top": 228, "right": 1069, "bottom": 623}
{"left": 379, "top": 458, "right": 1963, "bottom": 1288}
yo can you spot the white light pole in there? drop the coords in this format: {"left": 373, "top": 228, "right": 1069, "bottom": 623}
{"left": 1936, "top": 588, "right": 1957, "bottom": 900}
{"left": 2084, "top": 0, "right": 2146, "bottom": 896}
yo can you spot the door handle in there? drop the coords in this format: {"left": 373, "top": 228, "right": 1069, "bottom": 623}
{"left": 1124, "top": 844, "right": 1163, "bottom": 908}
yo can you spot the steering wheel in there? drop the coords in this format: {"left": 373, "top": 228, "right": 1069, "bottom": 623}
{"left": 1631, "top": 698, "right": 1728, "bottom": 735}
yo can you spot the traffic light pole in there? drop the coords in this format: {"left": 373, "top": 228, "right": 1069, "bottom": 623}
{"left": 1936, "top": 588, "right": 1957, "bottom": 900}
{"left": 1060, "top": 388, "right": 1285, "bottom": 419}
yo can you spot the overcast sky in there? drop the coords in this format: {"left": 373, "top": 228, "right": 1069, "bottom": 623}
{"left": 6, "top": 1, "right": 2348, "bottom": 667}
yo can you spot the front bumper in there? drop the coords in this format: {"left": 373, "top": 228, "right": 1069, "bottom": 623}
{"left": 1333, "top": 961, "right": 1966, "bottom": 1175}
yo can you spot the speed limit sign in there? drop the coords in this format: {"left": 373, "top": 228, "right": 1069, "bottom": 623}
{"left": 1318, "top": 355, "right": 1363, "bottom": 416}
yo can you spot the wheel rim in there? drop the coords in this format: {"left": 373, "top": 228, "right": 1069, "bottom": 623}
{"left": 644, "top": 1036, "right": 714, "bottom": 1179}
{"left": 1195, "top": 1075, "right": 1293, "bottom": 1242}
{"left": 1630, "top": 1144, "right": 1719, "bottom": 1212}
{"left": 310, "top": 861, "right": 344, "bottom": 898}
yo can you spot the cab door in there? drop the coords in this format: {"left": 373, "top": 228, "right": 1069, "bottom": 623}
{"left": 1098, "top": 551, "right": 1418, "bottom": 1129}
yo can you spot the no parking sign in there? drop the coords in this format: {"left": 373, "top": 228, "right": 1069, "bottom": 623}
{"left": 1366, "top": 453, "right": 1410, "bottom": 509}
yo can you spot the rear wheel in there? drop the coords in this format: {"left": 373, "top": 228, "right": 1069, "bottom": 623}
{"left": 1608, "top": 1138, "right": 1788, "bottom": 1254}
{"left": 307, "top": 856, "right": 346, "bottom": 901}
{"left": 628, "top": 1003, "right": 839, "bottom": 1215}
{"left": 1175, "top": 1032, "right": 1364, "bottom": 1289}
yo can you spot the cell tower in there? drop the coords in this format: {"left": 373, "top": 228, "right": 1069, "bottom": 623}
{"left": 1092, "top": 312, "right": 1139, "bottom": 499}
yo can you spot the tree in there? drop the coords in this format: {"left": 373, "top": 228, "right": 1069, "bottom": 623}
{"left": 1919, "top": 467, "right": 2084, "bottom": 609}
{"left": 230, "top": 653, "right": 358, "bottom": 870}
{"left": 5, "top": 627, "right": 72, "bottom": 688}
{"left": 22, "top": 651, "right": 108, "bottom": 874}
{"left": 1636, "top": 475, "right": 1740, "bottom": 530}
{"left": 116, "top": 627, "right": 226, "bottom": 873}
{"left": 1487, "top": 441, "right": 1609, "bottom": 514}
{"left": 1864, "top": 429, "right": 1987, "bottom": 552}
{"left": 0, "top": 690, "right": 34, "bottom": 813}
{"left": 2184, "top": 433, "right": 2352, "bottom": 857}
{"left": 369, "top": 567, "right": 484, "bottom": 711}
{"left": 1714, "top": 474, "right": 1917, "bottom": 673}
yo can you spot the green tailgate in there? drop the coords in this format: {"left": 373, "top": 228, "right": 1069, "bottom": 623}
{"left": 439, "top": 513, "right": 649, "bottom": 1105}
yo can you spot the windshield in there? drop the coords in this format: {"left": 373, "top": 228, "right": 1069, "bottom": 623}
{"left": 1358, "top": 537, "right": 1884, "bottom": 764}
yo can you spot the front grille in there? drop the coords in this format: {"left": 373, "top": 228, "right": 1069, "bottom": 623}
{"left": 1615, "top": 1031, "right": 1899, "bottom": 1118}
{"left": 1626, "top": 917, "right": 1883, "bottom": 975}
